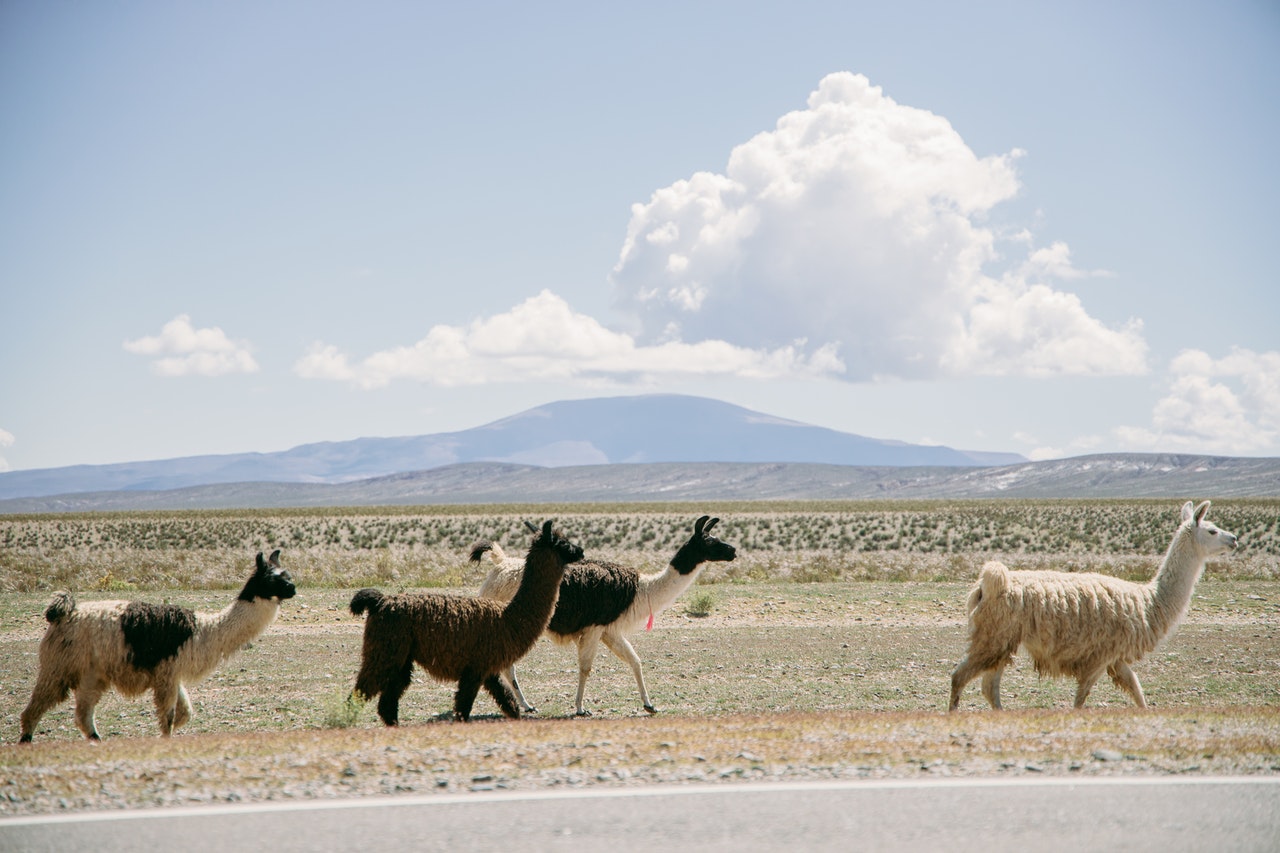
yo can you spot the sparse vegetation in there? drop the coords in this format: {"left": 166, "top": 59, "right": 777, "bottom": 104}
{"left": 321, "top": 691, "right": 366, "bottom": 729}
{"left": 685, "top": 590, "right": 715, "bottom": 617}
{"left": 1, "top": 500, "right": 1277, "bottom": 593}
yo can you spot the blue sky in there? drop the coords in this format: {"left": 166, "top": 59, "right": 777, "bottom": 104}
{"left": 2, "top": 1, "right": 1277, "bottom": 472}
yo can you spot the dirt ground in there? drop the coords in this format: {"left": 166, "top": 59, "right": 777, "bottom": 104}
{"left": 2, "top": 580, "right": 1278, "bottom": 816}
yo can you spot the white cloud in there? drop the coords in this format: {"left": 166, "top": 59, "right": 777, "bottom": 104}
{"left": 0, "top": 427, "right": 13, "bottom": 472}
{"left": 123, "top": 315, "right": 259, "bottom": 377}
{"left": 610, "top": 71, "right": 1148, "bottom": 380}
{"left": 295, "top": 290, "right": 844, "bottom": 389}
{"left": 1113, "top": 348, "right": 1280, "bottom": 455}
{"left": 298, "top": 72, "right": 1151, "bottom": 394}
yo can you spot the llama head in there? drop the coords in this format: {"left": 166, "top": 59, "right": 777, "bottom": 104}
{"left": 238, "top": 549, "right": 298, "bottom": 602}
{"left": 525, "top": 519, "right": 585, "bottom": 566}
{"left": 671, "top": 515, "right": 737, "bottom": 575}
{"left": 1179, "top": 500, "right": 1238, "bottom": 558}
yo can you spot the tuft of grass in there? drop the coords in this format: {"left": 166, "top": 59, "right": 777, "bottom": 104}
{"left": 321, "top": 692, "right": 366, "bottom": 729}
{"left": 685, "top": 590, "right": 715, "bottom": 617}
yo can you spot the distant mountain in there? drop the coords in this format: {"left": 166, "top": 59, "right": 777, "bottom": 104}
{"left": 1, "top": 454, "right": 1276, "bottom": 513}
{"left": 0, "top": 394, "right": 1023, "bottom": 501}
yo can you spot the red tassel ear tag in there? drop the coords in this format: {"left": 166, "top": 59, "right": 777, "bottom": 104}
{"left": 646, "top": 611, "right": 654, "bottom": 631}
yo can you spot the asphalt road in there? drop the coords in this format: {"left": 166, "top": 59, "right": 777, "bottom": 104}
{"left": 3, "top": 777, "right": 1278, "bottom": 852}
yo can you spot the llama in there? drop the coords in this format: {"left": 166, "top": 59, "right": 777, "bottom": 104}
{"left": 476, "top": 515, "right": 736, "bottom": 716}
{"left": 350, "top": 519, "right": 583, "bottom": 725}
{"left": 19, "top": 550, "right": 296, "bottom": 742}
{"left": 949, "top": 500, "right": 1237, "bottom": 711}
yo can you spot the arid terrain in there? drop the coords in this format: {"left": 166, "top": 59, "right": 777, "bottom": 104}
{"left": 2, "top": 502, "right": 1277, "bottom": 816}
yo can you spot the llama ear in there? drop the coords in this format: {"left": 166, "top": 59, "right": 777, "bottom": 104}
{"left": 694, "top": 515, "right": 710, "bottom": 534}
{"left": 524, "top": 520, "right": 539, "bottom": 534}
{"left": 255, "top": 552, "right": 267, "bottom": 570}
{"left": 1194, "top": 501, "right": 1211, "bottom": 525}
{"left": 542, "top": 519, "right": 554, "bottom": 538}
{"left": 268, "top": 549, "right": 281, "bottom": 567}
{"left": 704, "top": 517, "right": 719, "bottom": 534}
{"left": 1181, "top": 501, "right": 1195, "bottom": 524}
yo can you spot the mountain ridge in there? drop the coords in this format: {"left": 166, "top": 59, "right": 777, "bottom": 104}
{"left": 0, "top": 394, "right": 1023, "bottom": 500}
{"left": 1, "top": 453, "right": 1276, "bottom": 513}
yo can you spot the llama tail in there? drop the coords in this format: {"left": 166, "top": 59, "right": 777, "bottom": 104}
{"left": 44, "top": 591, "right": 76, "bottom": 623}
{"left": 962, "top": 555, "right": 1013, "bottom": 614}
{"left": 468, "top": 540, "right": 506, "bottom": 563}
{"left": 349, "top": 588, "right": 386, "bottom": 617}
{"left": 968, "top": 561, "right": 1010, "bottom": 616}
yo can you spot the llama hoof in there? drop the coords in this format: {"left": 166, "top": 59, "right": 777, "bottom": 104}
{"left": 574, "top": 709, "right": 592, "bottom": 718}
{"left": 643, "top": 704, "right": 658, "bottom": 715}
{"left": 18, "top": 733, "right": 32, "bottom": 744}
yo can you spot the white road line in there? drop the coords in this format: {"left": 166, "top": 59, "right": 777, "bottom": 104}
{"left": 3, "top": 775, "right": 1277, "bottom": 827}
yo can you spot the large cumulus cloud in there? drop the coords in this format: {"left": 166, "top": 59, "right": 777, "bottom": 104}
{"left": 610, "top": 72, "right": 1147, "bottom": 380}
{"left": 299, "top": 72, "right": 1147, "bottom": 391}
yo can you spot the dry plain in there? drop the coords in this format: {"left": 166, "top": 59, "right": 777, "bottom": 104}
{"left": 1, "top": 501, "right": 1278, "bottom": 816}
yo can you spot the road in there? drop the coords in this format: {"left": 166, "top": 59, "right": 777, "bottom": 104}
{"left": 2, "top": 777, "right": 1278, "bottom": 852}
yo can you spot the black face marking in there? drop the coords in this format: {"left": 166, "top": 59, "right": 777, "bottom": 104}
{"left": 670, "top": 517, "right": 737, "bottom": 575}
{"left": 239, "top": 551, "right": 297, "bottom": 602}
{"left": 121, "top": 601, "right": 197, "bottom": 670}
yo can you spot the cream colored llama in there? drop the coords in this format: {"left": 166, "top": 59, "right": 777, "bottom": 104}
{"left": 949, "top": 501, "right": 1237, "bottom": 711}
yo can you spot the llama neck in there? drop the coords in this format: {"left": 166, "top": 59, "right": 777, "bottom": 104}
{"left": 502, "top": 553, "right": 564, "bottom": 642}
{"left": 1147, "top": 526, "right": 1206, "bottom": 636}
{"left": 638, "top": 562, "right": 703, "bottom": 616}
{"left": 185, "top": 598, "right": 281, "bottom": 680}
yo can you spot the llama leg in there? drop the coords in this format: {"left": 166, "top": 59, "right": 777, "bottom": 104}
{"left": 352, "top": 660, "right": 385, "bottom": 705}
{"left": 20, "top": 672, "right": 73, "bottom": 743}
{"left": 454, "top": 668, "right": 484, "bottom": 722}
{"left": 980, "top": 666, "right": 1005, "bottom": 710}
{"left": 73, "top": 677, "right": 109, "bottom": 741}
{"left": 482, "top": 674, "right": 522, "bottom": 719}
{"left": 1073, "top": 667, "right": 1105, "bottom": 709}
{"left": 376, "top": 660, "right": 414, "bottom": 727}
{"left": 951, "top": 639, "right": 1016, "bottom": 711}
{"left": 506, "top": 664, "right": 536, "bottom": 713}
{"left": 1108, "top": 661, "right": 1147, "bottom": 709}
{"left": 153, "top": 682, "right": 181, "bottom": 737}
{"left": 602, "top": 633, "right": 656, "bottom": 714}
{"left": 949, "top": 656, "right": 987, "bottom": 711}
{"left": 172, "top": 685, "right": 193, "bottom": 731}
{"left": 573, "top": 630, "right": 604, "bottom": 716}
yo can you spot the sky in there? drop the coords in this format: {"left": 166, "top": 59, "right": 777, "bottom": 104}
{"left": 1, "top": 1, "right": 1278, "bottom": 473}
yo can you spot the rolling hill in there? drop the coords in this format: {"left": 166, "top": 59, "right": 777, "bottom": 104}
{"left": 1, "top": 454, "right": 1276, "bottom": 513}
{"left": 0, "top": 394, "right": 1021, "bottom": 501}
{"left": 2, "top": 394, "right": 1274, "bottom": 512}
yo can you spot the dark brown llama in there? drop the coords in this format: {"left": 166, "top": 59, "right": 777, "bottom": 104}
{"left": 349, "top": 520, "right": 584, "bottom": 724}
